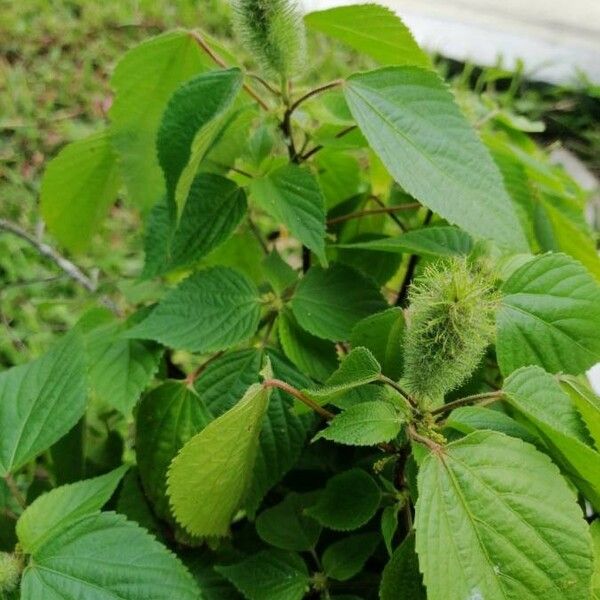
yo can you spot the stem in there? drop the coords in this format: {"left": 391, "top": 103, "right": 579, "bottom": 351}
{"left": 430, "top": 390, "right": 504, "bottom": 417}
{"left": 0, "top": 218, "right": 119, "bottom": 314}
{"left": 407, "top": 423, "right": 443, "bottom": 454}
{"left": 378, "top": 375, "right": 418, "bottom": 411}
{"left": 299, "top": 125, "right": 357, "bottom": 162}
{"left": 263, "top": 379, "right": 335, "bottom": 419}
{"left": 367, "top": 195, "right": 406, "bottom": 230}
{"left": 247, "top": 73, "right": 280, "bottom": 97}
{"left": 190, "top": 31, "right": 269, "bottom": 111}
{"left": 4, "top": 474, "right": 26, "bottom": 510}
{"left": 287, "top": 80, "right": 343, "bottom": 116}
{"left": 185, "top": 351, "right": 225, "bottom": 386}
{"left": 248, "top": 216, "right": 269, "bottom": 254}
{"left": 327, "top": 203, "right": 421, "bottom": 226}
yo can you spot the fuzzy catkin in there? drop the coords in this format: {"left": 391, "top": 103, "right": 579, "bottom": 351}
{"left": 231, "top": 0, "right": 306, "bottom": 78}
{"left": 402, "top": 259, "right": 497, "bottom": 410}
{"left": 0, "top": 552, "right": 21, "bottom": 593}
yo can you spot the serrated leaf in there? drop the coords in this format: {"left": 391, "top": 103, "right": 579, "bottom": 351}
{"left": 216, "top": 550, "right": 309, "bottom": 600}
{"left": 306, "top": 347, "right": 381, "bottom": 403}
{"left": 305, "top": 4, "right": 430, "bottom": 68}
{"left": 337, "top": 226, "right": 473, "bottom": 257}
{"left": 344, "top": 67, "right": 527, "bottom": 250}
{"left": 84, "top": 318, "right": 163, "bottom": 415}
{"left": 504, "top": 366, "right": 600, "bottom": 507}
{"left": 195, "top": 348, "right": 263, "bottom": 416}
{"left": 157, "top": 68, "right": 243, "bottom": 213}
{"left": 350, "top": 308, "right": 405, "bottom": 380}
{"left": 256, "top": 493, "right": 321, "bottom": 551}
{"left": 136, "top": 381, "right": 212, "bottom": 520}
{"left": 291, "top": 264, "right": 387, "bottom": 341}
{"left": 497, "top": 253, "right": 600, "bottom": 375}
{"left": 40, "top": 130, "right": 121, "bottom": 252}
{"left": 560, "top": 376, "right": 600, "bottom": 451}
{"left": 20, "top": 512, "right": 199, "bottom": 600}
{"left": 380, "top": 532, "right": 425, "bottom": 600}
{"left": 168, "top": 383, "right": 270, "bottom": 537}
{"left": 109, "top": 30, "right": 209, "bottom": 209}
{"left": 127, "top": 267, "right": 261, "bottom": 353}
{"left": 0, "top": 333, "right": 87, "bottom": 476}
{"left": 251, "top": 164, "right": 327, "bottom": 265}
{"left": 165, "top": 173, "right": 247, "bottom": 271}
{"left": 116, "top": 468, "right": 162, "bottom": 537}
{"left": 592, "top": 521, "right": 600, "bottom": 600}
{"left": 415, "top": 430, "right": 593, "bottom": 600}
{"left": 314, "top": 400, "right": 403, "bottom": 446}
{"left": 306, "top": 469, "right": 381, "bottom": 531}
{"left": 16, "top": 467, "right": 127, "bottom": 554}
{"left": 278, "top": 309, "right": 338, "bottom": 382}
{"left": 322, "top": 532, "right": 379, "bottom": 581}
{"left": 245, "top": 351, "right": 314, "bottom": 515}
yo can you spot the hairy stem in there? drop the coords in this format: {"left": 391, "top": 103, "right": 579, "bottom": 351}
{"left": 430, "top": 390, "right": 505, "bottom": 417}
{"left": 407, "top": 423, "right": 443, "bottom": 453}
{"left": 327, "top": 202, "right": 421, "bottom": 226}
{"left": 378, "top": 375, "right": 419, "bottom": 412}
{"left": 263, "top": 379, "right": 335, "bottom": 419}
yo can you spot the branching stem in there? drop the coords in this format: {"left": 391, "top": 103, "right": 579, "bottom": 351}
{"left": 299, "top": 125, "right": 357, "bottom": 162}
{"left": 407, "top": 423, "right": 443, "bottom": 453}
{"left": 378, "top": 375, "right": 419, "bottom": 412}
{"left": 327, "top": 203, "right": 421, "bottom": 226}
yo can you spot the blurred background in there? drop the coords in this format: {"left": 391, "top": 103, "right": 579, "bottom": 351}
{"left": 1, "top": 0, "right": 599, "bottom": 383}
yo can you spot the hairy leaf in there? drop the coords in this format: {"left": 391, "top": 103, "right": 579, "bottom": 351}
{"left": 344, "top": 67, "right": 527, "bottom": 250}
{"left": 251, "top": 164, "right": 327, "bottom": 265}
{"left": 415, "top": 431, "right": 593, "bottom": 600}
{"left": 291, "top": 264, "right": 387, "bottom": 341}
{"left": 168, "top": 383, "right": 270, "bottom": 537}
{"left": 0, "top": 333, "right": 87, "bottom": 476}
{"left": 40, "top": 130, "right": 121, "bottom": 252}
{"left": 305, "top": 4, "right": 430, "bottom": 68}
{"left": 128, "top": 267, "right": 261, "bottom": 353}
{"left": 560, "top": 376, "right": 600, "bottom": 451}
{"left": 497, "top": 253, "right": 600, "bottom": 375}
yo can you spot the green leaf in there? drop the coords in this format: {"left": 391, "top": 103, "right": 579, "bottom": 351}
{"left": 291, "top": 264, "right": 387, "bottom": 341}
{"left": 322, "top": 532, "right": 379, "bottom": 581}
{"left": 16, "top": 467, "right": 127, "bottom": 554}
{"left": 40, "top": 130, "right": 121, "bottom": 252}
{"left": 497, "top": 253, "right": 600, "bottom": 375}
{"left": 216, "top": 550, "right": 309, "bottom": 600}
{"left": 245, "top": 351, "right": 314, "bottom": 515}
{"left": 157, "top": 68, "right": 243, "bottom": 212}
{"left": 350, "top": 308, "right": 405, "bottom": 380}
{"left": 445, "top": 406, "right": 539, "bottom": 446}
{"left": 256, "top": 493, "right": 321, "bottom": 551}
{"left": 306, "top": 469, "right": 381, "bottom": 531}
{"left": 116, "top": 468, "right": 162, "bottom": 537}
{"left": 306, "top": 347, "right": 381, "bottom": 403}
{"left": 415, "top": 430, "right": 593, "bottom": 600}
{"left": 504, "top": 366, "right": 600, "bottom": 507}
{"left": 20, "top": 512, "right": 199, "bottom": 600}
{"left": 380, "top": 532, "right": 426, "bottom": 600}
{"left": 305, "top": 4, "right": 430, "bottom": 68}
{"left": 336, "top": 226, "right": 473, "bottom": 257}
{"left": 344, "top": 67, "right": 527, "bottom": 250}
{"left": 251, "top": 164, "right": 327, "bottom": 265}
{"left": 128, "top": 267, "right": 261, "bottom": 353}
{"left": 278, "top": 309, "right": 338, "bottom": 382}
{"left": 168, "top": 382, "right": 270, "bottom": 537}
{"left": 166, "top": 173, "right": 247, "bottom": 271}
{"left": 136, "top": 381, "right": 212, "bottom": 520}
{"left": 84, "top": 318, "right": 163, "bottom": 415}
{"left": 315, "top": 150, "right": 361, "bottom": 210}
{"left": 109, "top": 30, "right": 209, "bottom": 210}
{"left": 0, "top": 333, "right": 87, "bottom": 476}
{"left": 195, "top": 348, "right": 263, "bottom": 416}
{"left": 380, "top": 504, "right": 399, "bottom": 556}
{"left": 560, "top": 376, "right": 600, "bottom": 451}
{"left": 314, "top": 400, "right": 403, "bottom": 446}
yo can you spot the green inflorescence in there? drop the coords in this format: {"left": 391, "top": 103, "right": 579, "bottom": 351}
{"left": 0, "top": 552, "right": 22, "bottom": 593}
{"left": 231, "top": 0, "right": 306, "bottom": 78}
{"left": 403, "top": 259, "right": 498, "bottom": 410}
